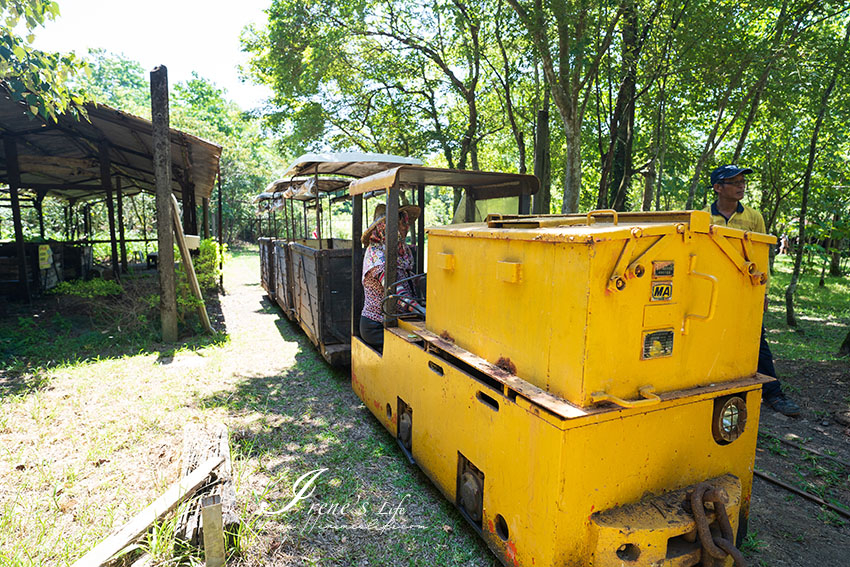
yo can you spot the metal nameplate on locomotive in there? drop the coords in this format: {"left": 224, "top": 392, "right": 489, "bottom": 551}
{"left": 652, "top": 260, "right": 675, "bottom": 278}
{"left": 651, "top": 281, "right": 673, "bottom": 301}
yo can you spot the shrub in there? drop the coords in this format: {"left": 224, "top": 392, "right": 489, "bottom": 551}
{"left": 50, "top": 279, "right": 123, "bottom": 298}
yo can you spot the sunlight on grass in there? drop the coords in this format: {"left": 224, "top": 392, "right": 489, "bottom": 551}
{"left": 764, "top": 255, "right": 849, "bottom": 361}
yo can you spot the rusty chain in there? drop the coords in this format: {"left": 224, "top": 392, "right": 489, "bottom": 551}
{"left": 689, "top": 482, "right": 747, "bottom": 567}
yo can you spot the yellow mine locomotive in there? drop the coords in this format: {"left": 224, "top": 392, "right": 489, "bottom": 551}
{"left": 348, "top": 166, "right": 773, "bottom": 567}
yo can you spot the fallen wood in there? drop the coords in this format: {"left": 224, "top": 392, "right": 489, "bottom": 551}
{"left": 71, "top": 455, "right": 224, "bottom": 567}
{"left": 170, "top": 194, "right": 213, "bottom": 334}
{"left": 177, "top": 423, "right": 239, "bottom": 545}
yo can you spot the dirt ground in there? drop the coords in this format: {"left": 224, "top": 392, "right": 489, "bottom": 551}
{"left": 1, "top": 251, "right": 848, "bottom": 566}
{"left": 747, "top": 359, "right": 850, "bottom": 566}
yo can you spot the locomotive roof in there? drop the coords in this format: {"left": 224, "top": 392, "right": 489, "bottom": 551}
{"left": 348, "top": 166, "right": 539, "bottom": 200}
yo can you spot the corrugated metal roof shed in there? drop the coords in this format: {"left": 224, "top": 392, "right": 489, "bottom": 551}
{"left": 0, "top": 84, "right": 221, "bottom": 203}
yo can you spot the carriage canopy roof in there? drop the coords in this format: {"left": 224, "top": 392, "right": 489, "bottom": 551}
{"left": 282, "top": 152, "right": 423, "bottom": 179}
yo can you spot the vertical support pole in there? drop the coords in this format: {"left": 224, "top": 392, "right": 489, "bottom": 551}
{"left": 116, "top": 178, "right": 128, "bottom": 273}
{"left": 99, "top": 141, "right": 120, "bottom": 280}
{"left": 519, "top": 192, "right": 531, "bottom": 215}
{"left": 384, "top": 185, "right": 399, "bottom": 328}
{"left": 351, "top": 193, "right": 363, "bottom": 337}
{"left": 180, "top": 170, "right": 198, "bottom": 236}
{"left": 202, "top": 197, "right": 210, "bottom": 239}
{"left": 142, "top": 194, "right": 149, "bottom": 253}
{"left": 151, "top": 65, "right": 178, "bottom": 343}
{"left": 302, "top": 201, "right": 308, "bottom": 237}
{"left": 84, "top": 204, "right": 91, "bottom": 239}
{"left": 35, "top": 194, "right": 45, "bottom": 239}
{"left": 283, "top": 198, "right": 290, "bottom": 241}
{"left": 327, "top": 194, "right": 333, "bottom": 240}
{"left": 315, "top": 173, "right": 322, "bottom": 247}
{"left": 3, "top": 136, "right": 31, "bottom": 300}
{"left": 217, "top": 168, "right": 224, "bottom": 291}
{"left": 416, "top": 183, "right": 425, "bottom": 274}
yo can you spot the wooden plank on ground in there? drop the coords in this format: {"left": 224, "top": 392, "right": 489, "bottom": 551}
{"left": 177, "top": 423, "right": 239, "bottom": 544}
{"left": 71, "top": 456, "right": 224, "bottom": 567}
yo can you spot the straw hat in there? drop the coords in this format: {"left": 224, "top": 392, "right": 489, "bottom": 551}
{"left": 361, "top": 203, "right": 421, "bottom": 245}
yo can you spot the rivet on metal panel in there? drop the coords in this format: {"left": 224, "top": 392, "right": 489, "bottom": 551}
{"left": 630, "top": 227, "right": 643, "bottom": 238}
{"left": 676, "top": 223, "right": 686, "bottom": 234}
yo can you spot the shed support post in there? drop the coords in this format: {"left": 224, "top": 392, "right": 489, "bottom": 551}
{"left": 216, "top": 168, "right": 223, "bottom": 291}
{"left": 202, "top": 197, "right": 210, "bottom": 239}
{"left": 116, "top": 178, "right": 128, "bottom": 272}
{"left": 151, "top": 65, "right": 178, "bottom": 342}
{"left": 35, "top": 194, "right": 45, "bottom": 239}
{"left": 180, "top": 177, "right": 198, "bottom": 235}
{"left": 3, "top": 136, "right": 31, "bottom": 300}
{"left": 99, "top": 142, "right": 120, "bottom": 280}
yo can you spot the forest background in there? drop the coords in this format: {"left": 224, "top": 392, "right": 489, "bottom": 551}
{"left": 2, "top": 0, "right": 850, "bottom": 327}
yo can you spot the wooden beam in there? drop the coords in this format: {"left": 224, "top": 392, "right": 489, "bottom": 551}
{"left": 202, "top": 197, "right": 210, "bottom": 239}
{"left": 216, "top": 168, "right": 223, "bottom": 290}
{"left": 151, "top": 65, "right": 178, "bottom": 343}
{"left": 70, "top": 456, "right": 224, "bottom": 567}
{"left": 3, "top": 136, "right": 31, "bottom": 300}
{"left": 99, "top": 142, "right": 120, "bottom": 280}
{"left": 171, "top": 194, "right": 213, "bottom": 334}
{"left": 117, "top": 178, "right": 128, "bottom": 273}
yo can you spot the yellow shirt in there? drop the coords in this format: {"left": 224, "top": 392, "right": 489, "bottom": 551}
{"left": 703, "top": 202, "right": 766, "bottom": 233}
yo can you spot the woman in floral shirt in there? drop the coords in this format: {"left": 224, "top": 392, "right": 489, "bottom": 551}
{"left": 360, "top": 203, "right": 420, "bottom": 351}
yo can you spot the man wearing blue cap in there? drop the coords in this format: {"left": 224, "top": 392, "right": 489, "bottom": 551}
{"left": 705, "top": 164, "right": 801, "bottom": 417}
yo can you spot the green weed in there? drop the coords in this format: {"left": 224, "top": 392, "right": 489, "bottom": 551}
{"left": 741, "top": 530, "right": 767, "bottom": 554}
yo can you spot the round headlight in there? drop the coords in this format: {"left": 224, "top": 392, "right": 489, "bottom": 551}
{"left": 712, "top": 396, "right": 747, "bottom": 444}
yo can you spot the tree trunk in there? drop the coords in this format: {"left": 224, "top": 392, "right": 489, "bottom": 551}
{"left": 533, "top": 92, "right": 551, "bottom": 215}
{"left": 829, "top": 210, "right": 841, "bottom": 276}
{"left": 562, "top": 113, "right": 582, "bottom": 213}
{"left": 839, "top": 328, "right": 850, "bottom": 357}
{"left": 609, "top": 0, "right": 637, "bottom": 212}
{"left": 786, "top": 22, "right": 850, "bottom": 327}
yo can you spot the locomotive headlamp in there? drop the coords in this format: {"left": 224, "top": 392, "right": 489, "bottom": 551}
{"left": 712, "top": 395, "right": 747, "bottom": 444}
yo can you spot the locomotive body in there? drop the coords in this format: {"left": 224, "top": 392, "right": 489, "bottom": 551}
{"left": 348, "top": 171, "right": 774, "bottom": 567}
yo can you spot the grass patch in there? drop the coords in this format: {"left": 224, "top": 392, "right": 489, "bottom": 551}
{"left": 764, "top": 255, "right": 849, "bottom": 361}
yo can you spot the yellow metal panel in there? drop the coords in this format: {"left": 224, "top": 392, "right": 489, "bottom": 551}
{"left": 351, "top": 332, "right": 761, "bottom": 567}
{"left": 496, "top": 261, "right": 522, "bottom": 284}
{"left": 426, "top": 213, "right": 771, "bottom": 407}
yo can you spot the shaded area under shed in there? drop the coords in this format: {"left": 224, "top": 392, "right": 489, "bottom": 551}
{"left": 0, "top": 83, "right": 222, "bottom": 299}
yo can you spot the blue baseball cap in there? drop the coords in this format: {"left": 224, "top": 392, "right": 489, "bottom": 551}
{"left": 710, "top": 164, "right": 753, "bottom": 185}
